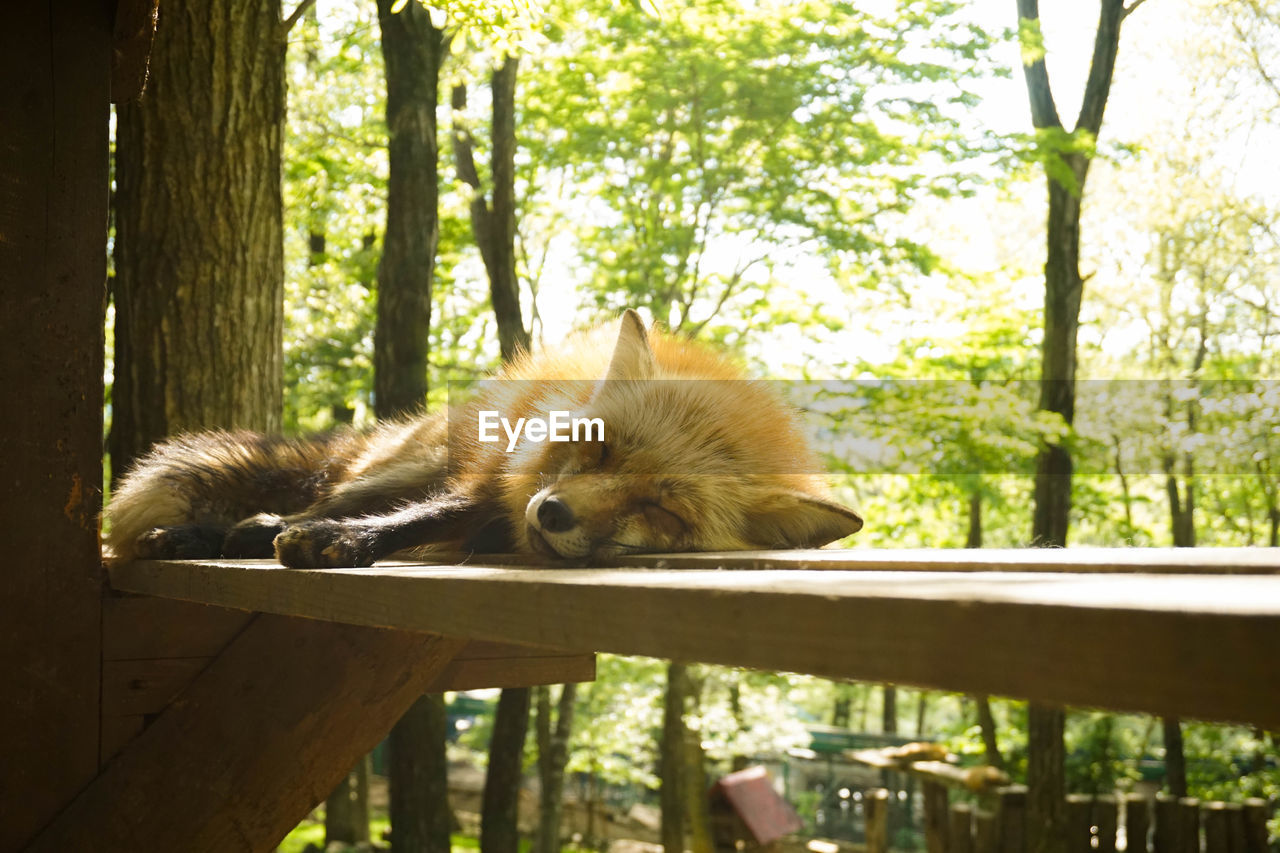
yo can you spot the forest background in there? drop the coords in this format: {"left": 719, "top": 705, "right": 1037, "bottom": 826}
{"left": 101, "top": 0, "right": 1280, "bottom": 850}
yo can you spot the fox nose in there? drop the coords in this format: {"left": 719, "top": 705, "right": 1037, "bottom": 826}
{"left": 536, "top": 496, "right": 577, "bottom": 533}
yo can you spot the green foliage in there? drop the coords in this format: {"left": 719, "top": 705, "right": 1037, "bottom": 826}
{"left": 520, "top": 0, "right": 1006, "bottom": 335}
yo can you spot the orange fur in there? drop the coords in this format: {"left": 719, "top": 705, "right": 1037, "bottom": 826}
{"left": 104, "top": 311, "right": 862, "bottom": 567}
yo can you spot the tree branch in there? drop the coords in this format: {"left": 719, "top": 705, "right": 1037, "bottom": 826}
{"left": 1016, "top": 0, "right": 1062, "bottom": 130}
{"left": 1121, "top": 0, "right": 1148, "bottom": 21}
{"left": 1076, "top": 0, "right": 1126, "bottom": 134}
{"left": 281, "top": 0, "right": 318, "bottom": 36}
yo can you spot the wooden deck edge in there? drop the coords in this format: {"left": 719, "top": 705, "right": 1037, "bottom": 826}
{"left": 107, "top": 558, "right": 1280, "bottom": 728}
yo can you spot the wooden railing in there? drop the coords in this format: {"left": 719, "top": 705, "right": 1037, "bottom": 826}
{"left": 108, "top": 546, "right": 1280, "bottom": 728}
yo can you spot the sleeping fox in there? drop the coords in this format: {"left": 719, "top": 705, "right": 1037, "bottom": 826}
{"left": 104, "top": 310, "right": 862, "bottom": 568}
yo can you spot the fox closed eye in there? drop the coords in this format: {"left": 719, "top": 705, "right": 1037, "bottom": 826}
{"left": 640, "top": 501, "right": 686, "bottom": 537}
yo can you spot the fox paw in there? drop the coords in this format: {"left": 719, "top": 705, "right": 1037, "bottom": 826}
{"left": 136, "top": 525, "right": 226, "bottom": 559}
{"left": 274, "top": 520, "right": 375, "bottom": 569}
{"left": 222, "top": 513, "right": 287, "bottom": 558}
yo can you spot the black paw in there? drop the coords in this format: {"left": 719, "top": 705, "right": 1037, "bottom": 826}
{"left": 135, "top": 525, "right": 227, "bottom": 559}
{"left": 274, "top": 519, "right": 375, "bottom": 568}
{"left": 222, "top": 513, "right": 288, "bottom": 558}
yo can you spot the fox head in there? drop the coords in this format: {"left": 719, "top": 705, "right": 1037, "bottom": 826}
{"left": 504, "top": 310, "right": 863, "bottom": 559}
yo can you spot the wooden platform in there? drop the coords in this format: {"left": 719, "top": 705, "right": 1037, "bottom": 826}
{"left": 109, "top": 548, "right": 1280, "bottom": 729}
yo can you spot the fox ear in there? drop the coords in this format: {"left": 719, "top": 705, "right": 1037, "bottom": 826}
{"left": 603, "top": 309, "right": 655, "bottom": 381}
{"left": 742, "top": 491, "right": 863, "bottom": 549}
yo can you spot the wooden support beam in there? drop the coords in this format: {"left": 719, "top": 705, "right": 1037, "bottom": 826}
{"left": 29, "top": 615, "right": 466, "bottom": 853}
{"left": 111, "top": 558, "right": 1280, "bottom": 727}
{"left": 0, "top": 0, "right": 110, "bottom": 848}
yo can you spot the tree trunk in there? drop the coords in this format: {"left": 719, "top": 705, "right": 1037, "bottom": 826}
{"left": 374, "top": 0, "right": 444, "bottom": 418}
{"left": 882, "top": 685, "right": 898, "bottom": 735}
{"left": 975, "top": 696, "right": 1004, "bottom": 770}
{"left": 534, "top": 683, "right": 577, "bottom": 853}
{"left": 966, "top": 490, "right": 983, "bottom": 548}
{"left": 111, "top": 0, "right": 285, "bottom": 477}
{"left": 452, "top": 59, "right": 531, "bottom": 361}
{"left": 1163, "top": 717, "right": 1187, "bottom": 798}
{"left": 482, "top": 687, "right": 532, "bottom": 853}
{"left": 684, "top": 725, "right": 714, "bottom": 853}
{"left": 376, "top": 6, "right": 449, "bottom": 850}
{"left": 661, "top": 662, "right": 688, "bottom": 853}
{"left": 326, "top": 754, "right": 371, "bottom": 846}
{"left": 1018, "top": 5, "right": 1128, "bottom": 853}
{"left": 1027, "top": 704, "right": 1068, "bottom": 853}
{"left": 915, "top": 691, "right": 930, "bottom": 737}
{"left": 390, "top": 694, "right": 452, "bottom": 853}
{"left": 488, "top": 56, "right": 530, "bottom": 361}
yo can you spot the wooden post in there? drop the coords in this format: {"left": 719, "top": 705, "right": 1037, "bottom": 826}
{"left": 0, "top": 1, "right": 110, "bottom": 849}
{"left": 1155, "top": 794, "right": 1180, "bottom": 853}
{"left": 866, "top": 788, "right": 891, "bottom": 853}
{"left": 1095, "top": 794, "right": 1118, "bottom": 853}
{"left": 1179, "top": 798, "right": 1201, "bottom": 853}
{"left": 1202, "top": 802, "right": 1228, "bottom": 853}
{"left": 1224, "top": 803, "right": 1247, "bottom": 853}
{"left": 1065, "top": 794, "right": 1094, "bottom": 853}
{"left": 951, "top": 803, "right": 975, "bottom": 853}
{"left": 29, "top": 618, "right": 466, "bottom": 852}
{"left": 924, "top": 780, "right": 952, "bottom": 853}
{"left": 998, "top": 785, "right": 1027, "bottom": 853}
{"left": 974, "top": 810, "right": 999, "bottom": 853}
{"left": 1241, "top": 799, "right": 1269, "bottom": 853}
{"left": 1125, "top": 793, "right": 1152, "bottom": 853}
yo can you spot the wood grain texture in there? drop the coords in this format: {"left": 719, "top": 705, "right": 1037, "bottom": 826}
{"left": 30, "top": 615, "right": 466, "bottom": 853}
{"left": 0, "top": 1, "right": 110, "bottom": 848}
{"left": 103, "top": 594, "right": 253, "bottom": 660}
{"left": 110, "top": 556, "right": 1280, "bottom": 727}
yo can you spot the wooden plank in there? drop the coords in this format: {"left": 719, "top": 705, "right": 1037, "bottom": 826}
{"left": 427, "top": 653, "right": 596, "bottom": 692}
{"left": 0, "top": 1, "right": 111, "bottom": 848}
{"left": 102, "top": 658, "right": 211, "bottom": 716}
{"left": 923, "top": 780, "right": 951, "bottom": 853}
{"left": 865, "top": 788, "right": 890, "bottom": 853}
{"left": 1155, "top": 794, "right": 1179, "bottom": 853}
{"left": 100, "top": 715, "right": 147, "bottom": 766}
{"left": 1203, "top": 802, "right": 1229, "bottom": 853}
{"left": 996, "top": 786, "right": 1026, "bottom": 853}
{"left": 111, "top": 559, "right": 1280, "bottom": 727}
{"left": 1179, "top": 798, "right": 1201, "bottom": 853}
{"left": 29, "top": 615, "right": 466, "bottom": 853}
{"left": 1241, "top": 799, "right": 1269, "bottom": 853}
{"left": 102, "top": 594, "right": 252, "bottom": 659}
{"left": 463, "top": 546, "right": 1280, "bottom": 574}
{"left": 1095, "top": 795, "right": 1118, "bottom": 853}
{"left": 1066, "top": 794, "right": 1094, "bottom": 853}
{"left": 950, "top": 803, "right": 974, "bottom": 853}
{"left": 1125, "top": 793, "right": 1151, "bottom": 853}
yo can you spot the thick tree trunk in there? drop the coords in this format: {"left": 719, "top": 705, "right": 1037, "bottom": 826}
{"left": 111, "top": 0, "right": 285, "bottom": 477}
{"left": 390, "top": 694, "right": 452, "bottom": 853}
{"left": 482, "top": 687, "right": 532, "bottom": 853}
{"left": 661, "top": 662, "right": 688, "bottom": 853}
{"left": 376, "top": 7, "right": 450, "bottom": 849}
{"left": 374, "top": 0, "right": 444, "bottom": 418}
{"left": 534, "top": 683, "right": 577, "bottom": 853}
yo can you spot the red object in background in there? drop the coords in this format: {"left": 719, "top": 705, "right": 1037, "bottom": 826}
{"left": 709, "top": 765, "right": 804, "bottom": 844}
